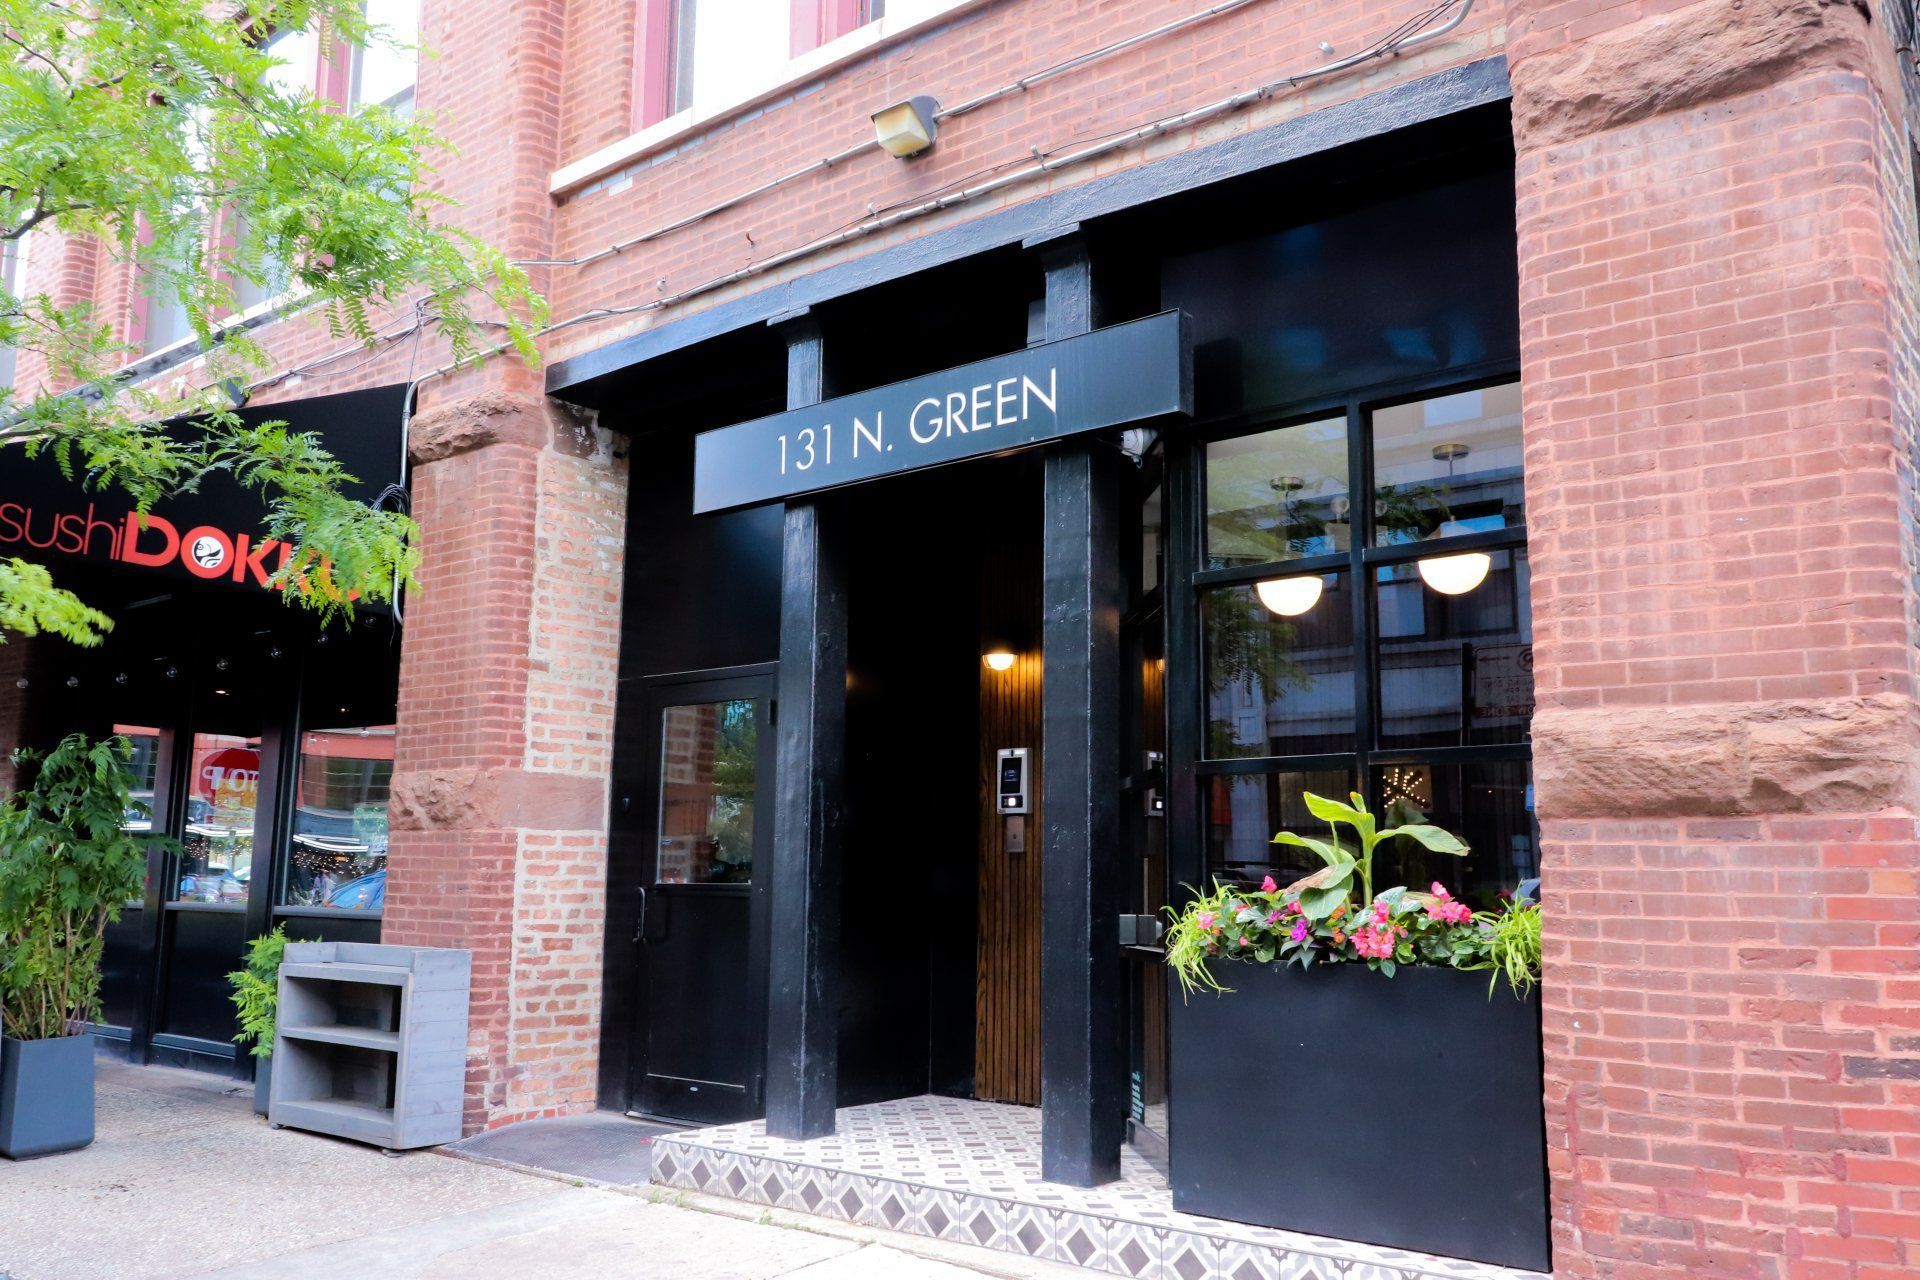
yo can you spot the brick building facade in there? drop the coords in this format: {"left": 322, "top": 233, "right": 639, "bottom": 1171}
{"left": 9, "top": 0, "right": 1920, "bottom": 1276}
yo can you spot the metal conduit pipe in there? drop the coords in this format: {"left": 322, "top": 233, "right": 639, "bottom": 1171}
{"left": 513, "top": 0, "right": 1266, "bottom": 268}
{"left": 253, "top": 0, "right": 1476, "bottom": 394}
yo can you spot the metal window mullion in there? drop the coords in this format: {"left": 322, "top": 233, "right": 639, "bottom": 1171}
{"left": 1348, "top": 395, "right": 1374, "bottom": 799}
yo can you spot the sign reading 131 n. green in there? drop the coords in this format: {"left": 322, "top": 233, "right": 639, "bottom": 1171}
{"left": 691, "top": 311, "right": 1191, "bottom": 514}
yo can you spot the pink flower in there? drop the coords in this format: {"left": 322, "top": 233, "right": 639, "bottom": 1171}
{"left": 1372, "top": 899, "right": 1391, "bottom": 923}
{"left": 1289, "top": 920, "right": 1310, "bottom": 943}
{"left": 1286, "top": 900, "right": 1303, "bottom": 916}
{"left": 1196, "top": 911, "right": 1216, "bottom": 930}
{"left": 1237, "top": 935, "right": 1252, "bottom": 948}
{"left": 1266, "top": 909, "right": 1284, "bottom": 924}
{"left": 1424, "top": 884, "right": 1471, "bottom": 924}
{"left": 1260, "top": 875, "right": 1278, "bottom": 893}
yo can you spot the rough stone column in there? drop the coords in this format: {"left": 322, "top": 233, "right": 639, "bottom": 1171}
{"left": 1508, "top": 1, "right": 1920, "bottom": 1274}
{"left": 379, "top": 0, "right": 627, "bottom": 1133}
{"left": 384, "top": 394, "right": 626, "bottom": 1132}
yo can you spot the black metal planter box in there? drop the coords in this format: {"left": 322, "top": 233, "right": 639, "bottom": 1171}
{"left": 1168, "top": 962, "right": 1549, "bottom": 1273}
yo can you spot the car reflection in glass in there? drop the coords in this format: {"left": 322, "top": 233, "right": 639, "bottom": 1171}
{"left": 326, "top": 870, "right": 386, "bottom": 911}
{"left": 178, "top": 864, "right": 249, "bottom": 903}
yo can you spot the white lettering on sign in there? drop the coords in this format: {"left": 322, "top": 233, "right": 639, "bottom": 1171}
{"left": 852, "top": 369, "right": 1057, "bottom": 457}
{"left": 691, "top": 311, "right": 1190, "bottom": 513}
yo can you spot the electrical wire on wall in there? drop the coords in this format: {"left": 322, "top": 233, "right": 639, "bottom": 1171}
{"left": 238, "top": 0, "right": 1476, "bottom": 400}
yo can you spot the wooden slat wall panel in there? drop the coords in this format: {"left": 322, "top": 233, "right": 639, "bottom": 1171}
{"left": 975, "top": 552, "right": 1042, "bottom": 1105}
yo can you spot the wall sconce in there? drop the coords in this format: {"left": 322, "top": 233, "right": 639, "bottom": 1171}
{"left": 983, "top": 649, "right": 1017, "bottom": 672}
{"left": 1255, "top": 574, "right": 1324, "bottom": 617}
{"left": 872, "top": 95, "right": 940, "bottom": 158}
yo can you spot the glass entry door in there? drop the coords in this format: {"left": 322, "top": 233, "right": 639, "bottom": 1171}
{"left": 628, "top": 671, "right": 774, "bottom": 1124}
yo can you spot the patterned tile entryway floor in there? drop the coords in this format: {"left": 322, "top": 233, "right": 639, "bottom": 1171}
{"left": 650, "top": 1096, "right": 1547, "bottom": 1280}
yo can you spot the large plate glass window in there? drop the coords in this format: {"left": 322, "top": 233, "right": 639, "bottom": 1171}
{"left": 175, "top": 732, "right": 261, "bottom": 903}
{"left": 1189, "top": 377, "right": 1533, "bottom": 907}
{"left": 284, "top": 725, "right": 394, "bottom": 910}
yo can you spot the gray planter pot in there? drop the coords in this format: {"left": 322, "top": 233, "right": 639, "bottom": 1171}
{"left": 252, "top": 1053, "right": 272, "bottom": 1117}
{"left": 0, "top": 1032, "right": 96, "bottom": 1159}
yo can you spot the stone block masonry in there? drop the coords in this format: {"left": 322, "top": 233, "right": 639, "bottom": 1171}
{"left": 1511, "top": 0, "right": 1920, "bottom": 1275}
{"left": 382, "top": 391, "right": 627, "bottom": 1132}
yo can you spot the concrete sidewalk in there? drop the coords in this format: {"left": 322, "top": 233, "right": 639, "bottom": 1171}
{"left": 0, "top": 1062, "right": 1077, "bottom": 1280}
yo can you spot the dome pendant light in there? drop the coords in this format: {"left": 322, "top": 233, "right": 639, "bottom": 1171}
{"left": 1416, "top": 551, "right": 1492, "bottom": 595}
{"left": 1254, "top": 574, "right": 1324, "bottom": 617}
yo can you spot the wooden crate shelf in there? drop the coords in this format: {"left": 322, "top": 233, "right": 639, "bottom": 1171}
{"left": 269, "top": 942, "right": 470, "bottom": 1150}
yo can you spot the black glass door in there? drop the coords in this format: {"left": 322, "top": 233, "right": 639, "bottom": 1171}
{"left": 629, "top": 670, "right": 775, "bottom": 1124}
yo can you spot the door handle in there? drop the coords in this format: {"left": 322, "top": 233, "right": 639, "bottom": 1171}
{"left": 634, "top": 885, "right": 649, "bottom": 945}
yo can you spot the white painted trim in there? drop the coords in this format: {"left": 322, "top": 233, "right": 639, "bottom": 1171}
{"left": 549, "top": 0, "right": 988, "bottom": 198}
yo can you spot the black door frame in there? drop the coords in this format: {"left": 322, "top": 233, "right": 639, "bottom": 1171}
{"left": 626, "top": 663, "right": 777, "bottom": 1123}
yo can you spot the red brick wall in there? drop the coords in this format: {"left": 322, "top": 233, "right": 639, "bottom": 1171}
{"left": 1510, "top": 2, "right": 1920, "bottom": 1275}
{"left": 540, "top": 0, "right": 1504, "bottom": 364}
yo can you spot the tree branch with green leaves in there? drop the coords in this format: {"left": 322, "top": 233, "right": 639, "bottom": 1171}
{"left": 0, "top": 0, "right": 545, "bottom": 639}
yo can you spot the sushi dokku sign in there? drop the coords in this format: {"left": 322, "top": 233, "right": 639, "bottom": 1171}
{"left": 692, "top": 311, "right": 1191, "bottom": 513}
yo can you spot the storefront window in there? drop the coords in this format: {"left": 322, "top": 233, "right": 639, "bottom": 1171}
{"left": 1206, "top": 769, "right": 1354, "bottom": 881}
{"left": 1377, "top": 547, "right": 1532, "bottom": 749}
{"left": 176, "top": 732, "right": 261, "bottom": 903}
{"left": 1190, "top": 378, "right": 1531, "bottom": 896}
{"left": 1203, "top": 575, "right": 1354, "bottom": 758}
{"left": 116, "top": 726, "right": 162, "bottom": 835}
{"left": 284, "top": 725, "right": 393, "bottom": 910}
{"left": 115, "top": 725, "right": 162, "bottom": 904}
{"left": 1368, "top": 759, "right": 1537, "bottom": 906}
{"left": 657, "top": 699, "right": 757, "bottom": 885}
{"left": 1372, "top": 383, "right": 1524, "bottom": 546}
{"left": 1204, "top": 417, "right": 1348, "bottom": 569}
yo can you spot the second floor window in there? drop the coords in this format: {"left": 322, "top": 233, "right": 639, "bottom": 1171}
{"left": 637, "top": 0, "right": 950, "bottom": 129}
{"left": 351, "top": 0, "right": 420, "bottom": 114}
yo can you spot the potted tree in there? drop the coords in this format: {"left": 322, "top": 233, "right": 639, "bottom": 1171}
{"left": 229, "top": 927, "right": 288, "bottom": 1116}
{"left": 0, "top": 734, "right": 152, "bottom": 1158}
{"left": 1164, "top": 792, "right": 1548, "bottom": 1271}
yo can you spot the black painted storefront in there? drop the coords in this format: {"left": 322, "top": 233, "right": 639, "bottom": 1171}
{"left": 566, "top": 72, "right": 1535, "bottom": 1215}
{"left": 1, "top": 386, "right": 409, "bottom": 1075}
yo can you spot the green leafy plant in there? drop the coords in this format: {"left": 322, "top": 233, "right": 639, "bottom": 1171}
{"left": 1478, "top": 900, "right": 1542, "bottom": 1000}
{"left": 0, "top": 0, "right": 547, "bottom": 640}
{"left": 1163, "top": 792, "right": 1543, "bottom": 998}
{"left": 0, "top": 735, "right": 156, "bottom": 1041}
{"left": 1273, "top": 791, "right": 1466, "bottom": 920}
{"left": 228, "top": 926, "right": 290, "bottom": 1061}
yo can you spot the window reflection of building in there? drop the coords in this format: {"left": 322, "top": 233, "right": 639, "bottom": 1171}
{"left": 284, "top": 725, "right": 393, "bottom": 910}
{"left": 657, "top": 700, "right": 756, "bottom": 885}
{"left": 1195, "top": 379, "right": 1536, "bottom": 905}
{"left": 176, "top": 732, "right": 260, "bottom": 903}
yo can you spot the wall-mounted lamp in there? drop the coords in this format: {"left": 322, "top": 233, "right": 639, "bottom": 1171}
{"left": 872, "top": 95, "right": 940, "bottom": 158}
{"left": 983, "top": 649, "right": 1017, "bottom": 672}
{"left": 1255, "top": 574, "right": 1324, "bottom": 617}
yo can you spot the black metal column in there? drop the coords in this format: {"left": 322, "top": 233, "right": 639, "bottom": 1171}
{"left": 1031, "top": 227, "right": 1127, "bottom": 1186}
{"left": 764, "top": 310, "right": 848, "bottom": 1140}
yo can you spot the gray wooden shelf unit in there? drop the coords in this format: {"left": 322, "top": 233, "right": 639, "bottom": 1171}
{"left": 270, "top": 942, "right": 470, "bottom": 1150}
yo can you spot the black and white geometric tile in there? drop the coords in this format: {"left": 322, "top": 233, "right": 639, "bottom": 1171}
{"left": 650, "top": 1095, "right": 1546, "bottom": 1280}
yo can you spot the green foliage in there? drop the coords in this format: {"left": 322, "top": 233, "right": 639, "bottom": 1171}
{"left": 0, "top": 0, "right": 547, "bottom": 636}
{"left": 0, "top": 734, "right": 157, "bottom": 1041}
{"left": 1163, "top": 794, "right": 1543, "bottom": 998}
{"left": 228, "top": 926, "right": 289, "bottom": 1060}
{"left": 1478, "top": 900, "right": 1542, "bottom": 1000}
{"left": 0, "top": 558, "right": 113, "bottom": 644}
{"left": 1273, "top": 791, "right": 1466, "bottom": 919}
